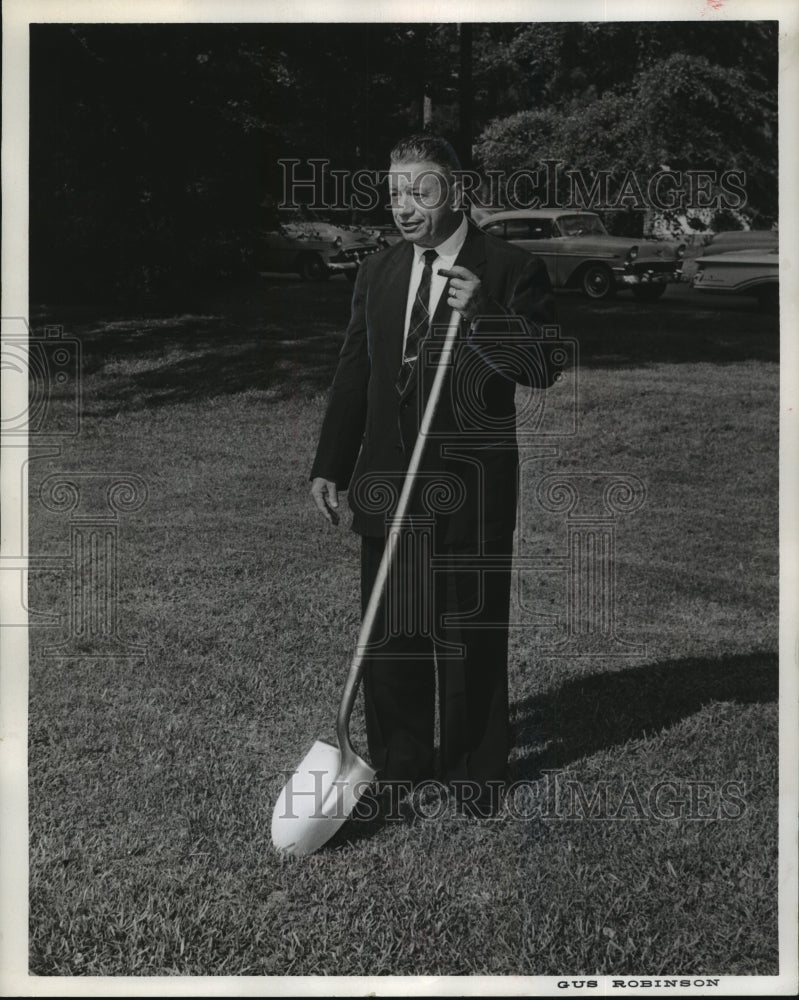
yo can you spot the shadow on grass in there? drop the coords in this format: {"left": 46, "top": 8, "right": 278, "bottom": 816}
{"left": 32, "top": 278, "right": 357, "bottom": 413}
{"left": 31, "top": 278, "right": 778, "bottom": 417}
{"left": 510, "top": 650, "right": 778, "bottom": 781}
{"left": 559, "top": 288, "right": 779, "bottom": 368}
{"left": 317, "top": 651, "right": 777, "bottom": 851}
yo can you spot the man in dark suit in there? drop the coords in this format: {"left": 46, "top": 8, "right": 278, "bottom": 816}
{"left": 310, "top": 134, "right": 557, "bottom": 816}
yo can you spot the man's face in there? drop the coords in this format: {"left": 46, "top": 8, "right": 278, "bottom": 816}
{"left": 388, "top": 159, "right": 461, "bottom": 248}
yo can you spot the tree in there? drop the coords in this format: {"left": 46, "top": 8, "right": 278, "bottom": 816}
{"left": 474, "top": 23, "right": 778, "bottom": 226}
{"left": 30, "top": 21, "right": 778, "bottom": 306}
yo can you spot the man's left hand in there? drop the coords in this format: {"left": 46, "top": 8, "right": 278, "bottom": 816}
{"left": 438, "top": 266, "right": 489, "bottom": 323}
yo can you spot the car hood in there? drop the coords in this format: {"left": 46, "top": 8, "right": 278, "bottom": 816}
{"left": 698, "top": 249, "right": 779, "bottom": 266}
{"left": 281, "top": 221, "right": 374, "bottom": 247}
{"left": 703, "top": 231, "right": 778, "bottom": 255}
{"left": 556, "top": 234, "right": 680, "bottom": 258}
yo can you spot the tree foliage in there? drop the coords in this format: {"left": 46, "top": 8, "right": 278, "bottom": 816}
{"left": 30, "top": 21, "right": 778, "bottom": 305}
{"left": 475, "top": 23, "right": 777, "bottom": 225}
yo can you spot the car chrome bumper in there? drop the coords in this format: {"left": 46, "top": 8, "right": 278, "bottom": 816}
{"left": 327, "top": 245, "right": 380, "bottom": 272}
{"left": 619, "top": 265, "right": 682, "bottom": 286}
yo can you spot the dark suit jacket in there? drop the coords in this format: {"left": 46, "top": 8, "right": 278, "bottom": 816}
{"left": 310, "top": 217, "right": 558, "bottom": 543}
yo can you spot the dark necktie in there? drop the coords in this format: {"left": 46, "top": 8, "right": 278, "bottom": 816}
{"left": 398, "top": 249, "right": 437, "bottom": 392}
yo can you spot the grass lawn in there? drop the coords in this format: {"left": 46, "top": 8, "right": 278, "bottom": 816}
{"left": 27, "top": 283, "right": 778, "bottom": 976}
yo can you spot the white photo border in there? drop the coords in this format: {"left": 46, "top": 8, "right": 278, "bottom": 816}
{"left": 2, "top": 1, "right": 796, "bottom": 996}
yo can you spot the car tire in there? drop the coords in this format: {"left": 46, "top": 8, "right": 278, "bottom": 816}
{"left": 298, "top": 253, "right": 330, "bottom": 281}
{"left": 581, "top": 263, "right": 616, "bottom": 300}
{"left": 631, "top": 284, "right": 667, "bottom": 302}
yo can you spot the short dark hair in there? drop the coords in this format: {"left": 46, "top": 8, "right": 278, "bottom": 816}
{"left": 389, "top": 134, "right": 462, "bottom": 178}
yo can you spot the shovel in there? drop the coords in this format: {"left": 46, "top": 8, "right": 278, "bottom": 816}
{"left": 271, "top": 307, "right": 462, "bottom": 855}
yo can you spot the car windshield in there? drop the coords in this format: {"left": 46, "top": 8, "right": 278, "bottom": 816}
{"left": 556, "top": 214, "right": 607, "bottom": 237}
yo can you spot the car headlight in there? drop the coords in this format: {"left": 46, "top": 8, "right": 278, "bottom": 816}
{"left": 675, "top": 244, "right": 686, "bottom": 259}
{"left": 626, "top": 246, "right": 639, "bottom": 264}
{"left": 334, "top": 236, "right": 343, "bottom": 248}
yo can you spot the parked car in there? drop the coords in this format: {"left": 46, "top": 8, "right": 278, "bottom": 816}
{"left": 477, "top": 209, "right": 685, "bottom": 301}
{"left": 692, "top": 248, "right": 779, "bottom": 311}
{"left": 358, "top": 222, "right": 404, "bottom": 247}
{"left": 259, "top": 211, "right": 381, "bottom": 281}
{"left": 700, "top": 229, "right": 778, "bottom": 256}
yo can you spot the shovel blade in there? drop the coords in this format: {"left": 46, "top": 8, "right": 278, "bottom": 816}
{"left": 271, "top": 740, "right": 377, "bottom": 856}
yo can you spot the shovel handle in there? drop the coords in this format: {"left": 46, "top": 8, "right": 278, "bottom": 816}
{"left": 335, "top": 308, "right": 462, "bottom": 762}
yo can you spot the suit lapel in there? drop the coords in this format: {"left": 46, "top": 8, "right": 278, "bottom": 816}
{"left": 370, "top": 240, "right": 414, "bottom": 377}
{"left": 453, "top": 219, "right": 488, "bottom": 285}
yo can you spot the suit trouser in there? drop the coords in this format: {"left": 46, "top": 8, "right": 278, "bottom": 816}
{"left": 360, "top": 529, "right": 514, "bottom": 797}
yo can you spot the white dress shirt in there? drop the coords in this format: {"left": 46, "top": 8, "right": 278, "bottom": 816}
{"left": 402, "top": 214, "right": 469, "bottom": 360}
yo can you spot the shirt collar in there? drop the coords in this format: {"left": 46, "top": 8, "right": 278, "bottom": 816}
{"left": 413, "top": 213, "right": 468, "bottom": 264}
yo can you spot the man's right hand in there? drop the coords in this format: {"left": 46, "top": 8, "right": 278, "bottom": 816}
{"left": 311, "top": 477, "right": 340, "bottom": 525}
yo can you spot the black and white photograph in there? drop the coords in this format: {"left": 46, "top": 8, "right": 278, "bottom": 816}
{"left": 1, "top": 0, "right": 796, "bottom": 995}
